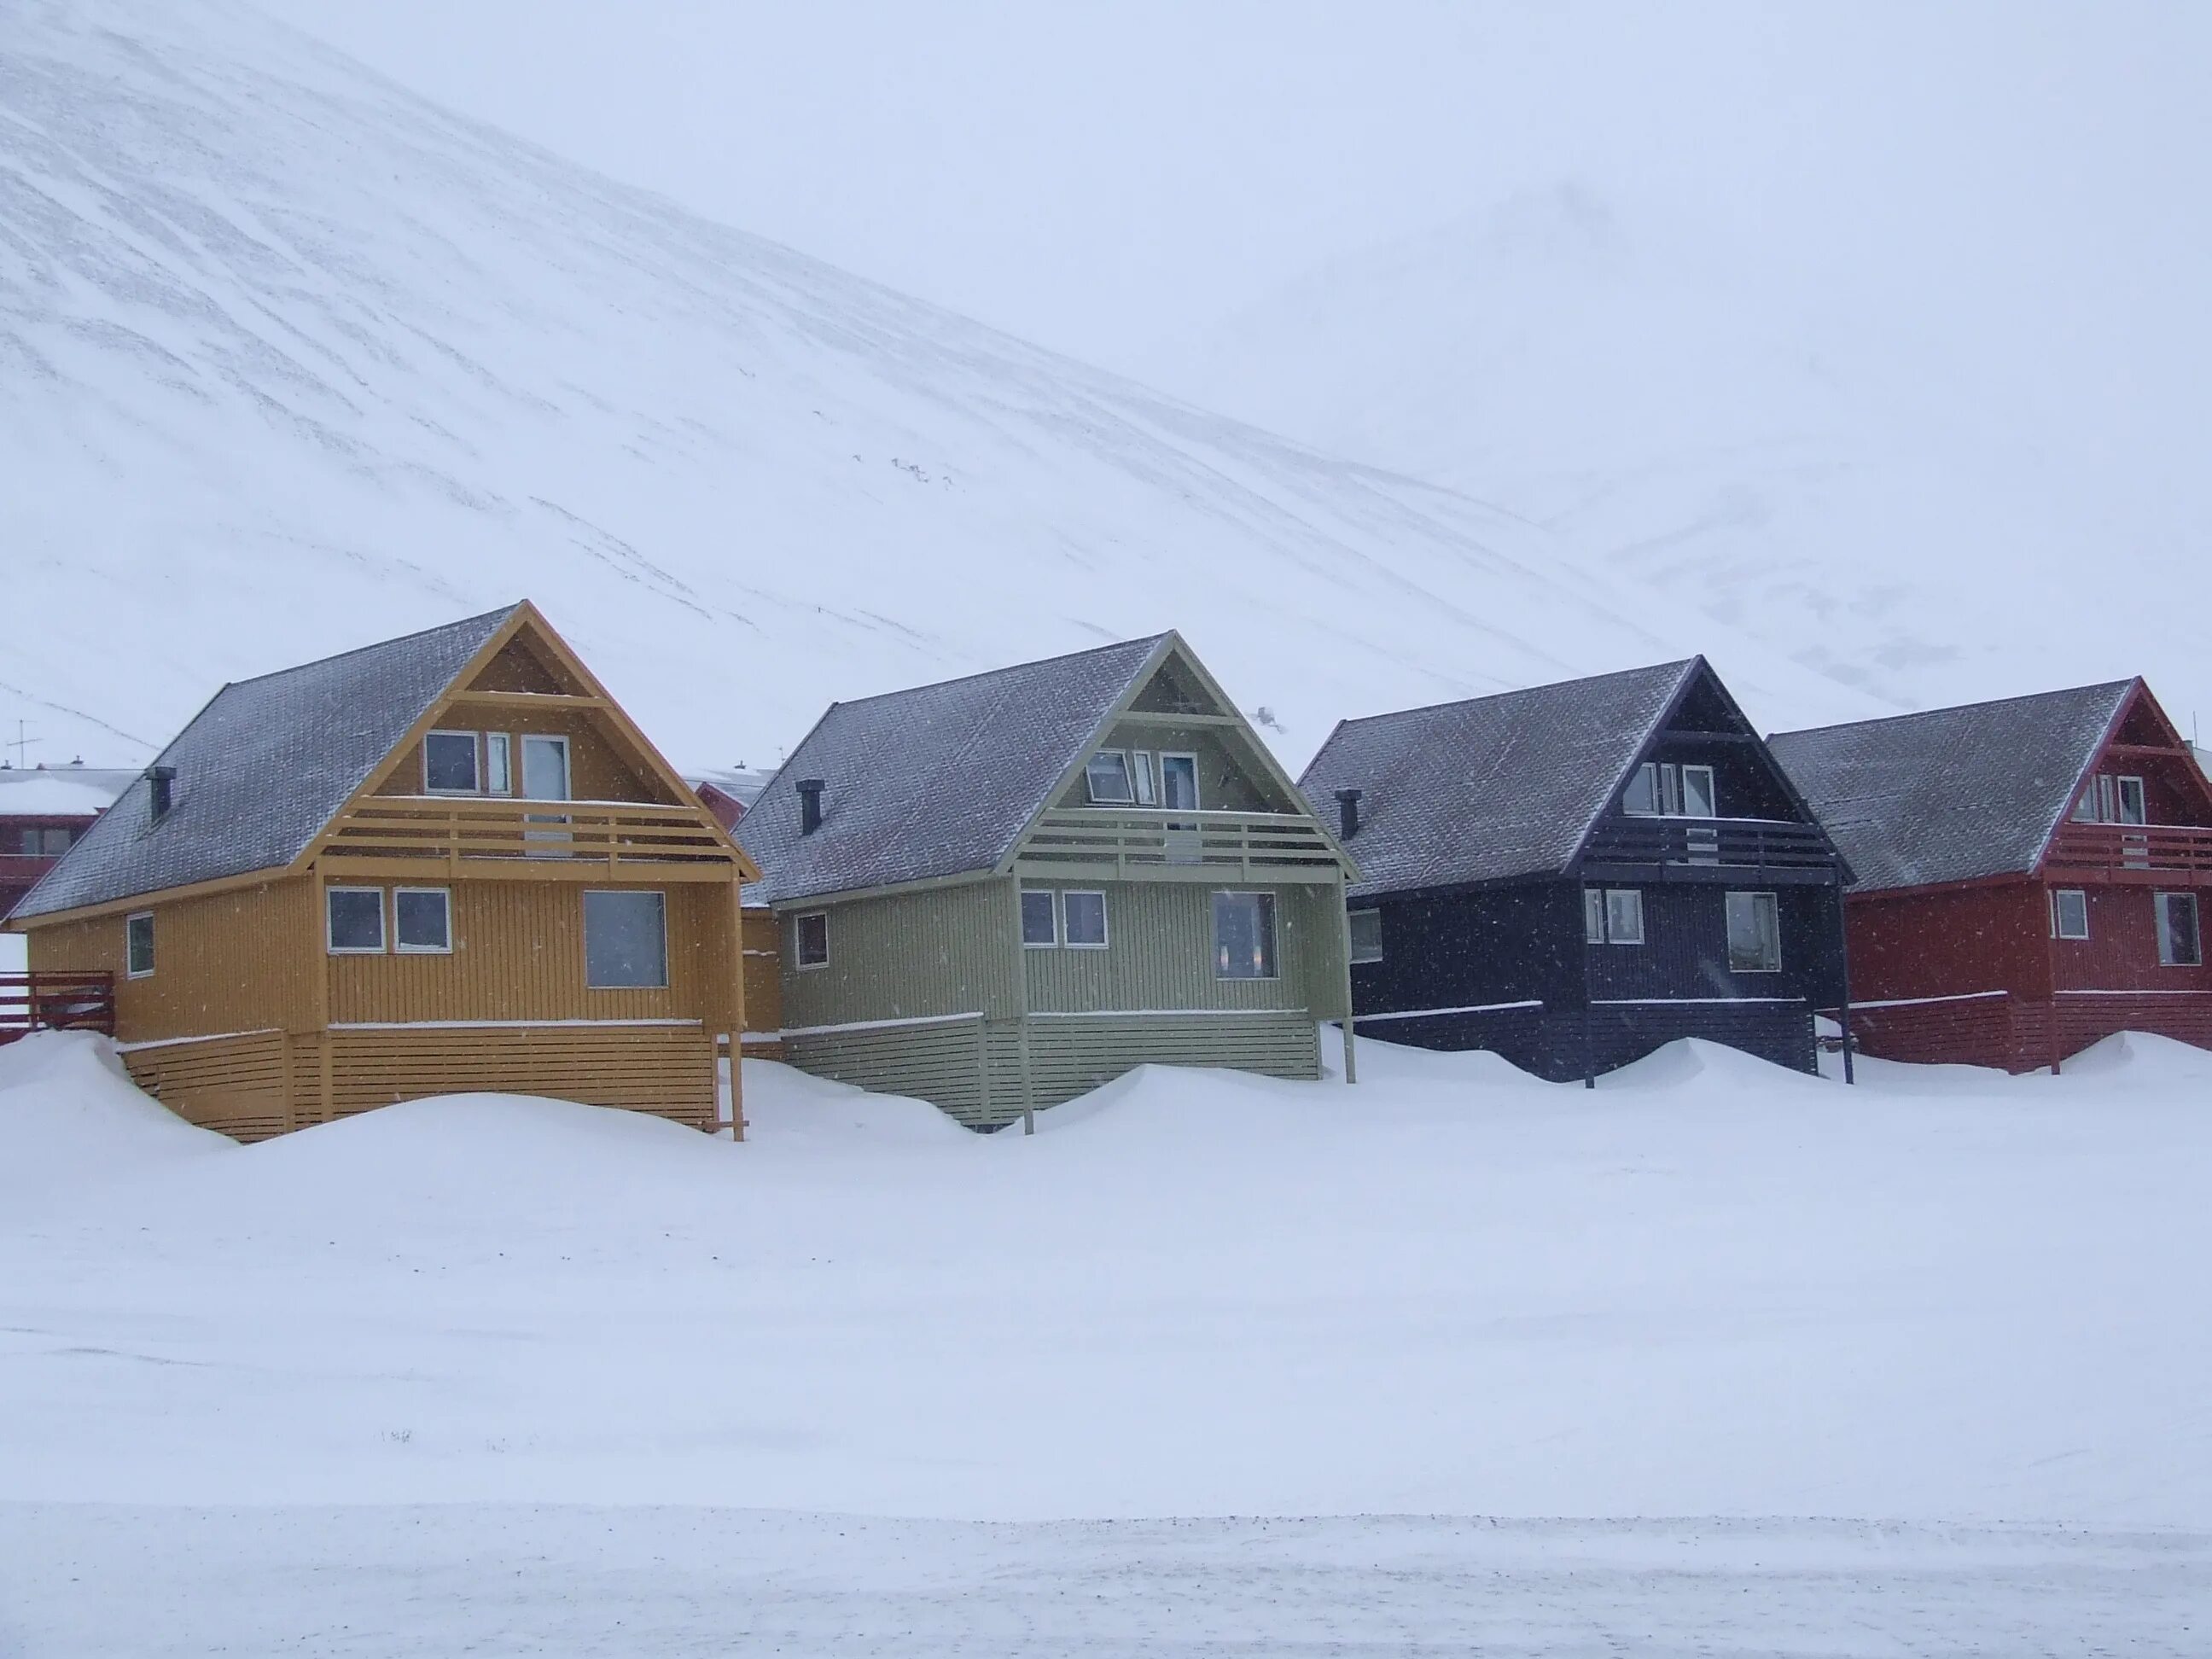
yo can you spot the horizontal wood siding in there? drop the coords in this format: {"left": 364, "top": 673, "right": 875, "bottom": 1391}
{"left": 777, "top": 881, "right": 1016, "bottom": 1031}
{"left": 1021, "top": 881, "right": 1321, "bottom": 1014}
{"left": 783, "top": 1017, "right": 988, "bottom": 1125}
{"left": 328, "top": 879, "right": 719, "bottom": 1024}
{"left": 1021, "top": 1011, "right": 1321, "bottom": 1112}
{"left": 1583, "top": 1001, "right": 1816, "bottom": 1077}
{"left": 1853, "top": 991, "right": 2212, "bottom": 1073}
{"left": 325, "top": 1026, "right": 716, "bottom": 1125}
{"left": 26, "top": 878, "right": 314, "bottom": 1044}
{"left": 1349, "top": 1004, "right": 1553, "bottom": 1074}
{"left": 122, "top": 1031, "right": 290, "bottom": 1140}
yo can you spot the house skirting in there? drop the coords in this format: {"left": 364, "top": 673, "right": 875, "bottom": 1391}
{"left": 1848, "top": 990, "right": 2212, "bottom": 1074}
{"left": 780, "top": 1008, "right": 1322, "bottom": 1131}
{"left": 119, "top": 1022, "right": 721, "bottom": 1141}
{"left": 1352, "top": 999, "right": 1816, "bottom": 1082}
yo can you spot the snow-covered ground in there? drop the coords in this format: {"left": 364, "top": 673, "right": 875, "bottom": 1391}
{"left": 2, "top": 1027, "right": 2208, "bottom": 1649}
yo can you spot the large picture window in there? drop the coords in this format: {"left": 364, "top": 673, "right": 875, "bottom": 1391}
{"left": 1213, "top": 891, "right": 1278, "bottom": 980}
{"left": 125, "top": 911, "right": 154, "bottom": 979}
{"left": 423, "top": 730, "right": 480, "bottom": 794}
{"left": 326, "top": 887, "right": 386, "bottom": 954}
{"left": 585, "top": 890, "right": 668, "bottom": 988}
{"left": 1725, "top": 891, "right": 1782, "bottom": 973}
{"left": 2157, "top": 892, "right": 2202, "bottom": 967}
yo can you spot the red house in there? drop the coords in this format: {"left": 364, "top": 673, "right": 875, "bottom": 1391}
{"left": 0, "top": 763, "right": 137, "bottom": 919}
{"left": 1771, "top": 679, "right": 2212, "bottom": 1072}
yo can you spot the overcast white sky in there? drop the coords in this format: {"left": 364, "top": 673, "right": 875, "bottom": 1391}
{"left": 285, "top": 1, "right": 2210, "bottom": 387}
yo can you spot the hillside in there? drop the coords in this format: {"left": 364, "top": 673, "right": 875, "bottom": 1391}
{"left": 1161, "top": 184, "right": 2212, "bottom": 725}
{"left": 0, "top": 0, "right": 1879, "bottom": 778}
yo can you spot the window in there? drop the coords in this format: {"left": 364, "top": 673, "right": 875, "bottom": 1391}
{"left": 1085, "top": 750, "right": 1134, "bottom": 805}
{"left": 2116, "top": 776, "right": 2147, "bottom": 827}
{"left": 1213, "top": 891, "right": 1278, "bottom": 979}
{"left": 585, "top": 890, "right": 668, "bottom": 988}
{"left": 1131, "top": 750, "right": 1158, "bottom": 806}
{"left": 1348, "top": 907, "right": 1383, "bottom": 964}
{"left": 1062, "top": 889, "right": 1109, "bottom": 948}
{"left": 1159, "top": 753, "right": 1201, "bottom": 812}
{"left": 1020, "top": 888, "right": 1058, "bottom": 947}
{"left": 2071, "top": 783, "right": 2098, "bottom": 823}
{"left": 326, "top": 887, "right": 386, "bottom": 953}
{"left": 2051, "top": 888, "right": 2090, "bottom": 941}
{"left": 1625, "top": 761, "right": 1715, "bottom": 818}
{"left": 1726, "top": 891, "right": 1782, "bottom": 973}
{"left": 38, "top": 826, "right": 73, "bottom": 854}
{"left": 394, "top": 887, "right": 452, "bottom": 953}
{"left": 1680, "top": 765, "right": 1717, "bottom": 819}
{"left": 125, "top": 911, "right": 154, "bottom": 978}
{"left": 2157, "top": 892, "right": 2202, "bottom": 967}
{"left": 485, "top": 732, "right": 512, "bottom": 795}
{"left": 1584, "top": 888, "right": 1607, "bottom": 943}
{"left": 1623, "top": 763, "right": 1660, "bottom": 817}
{"left": 423, "top": 730, "right": 480, "bottom": 794}
{"left": 1604, "top": 888, "right": 1645, "bottom": 945}
{"left": 793, "top": 910, "right": 830, "bottom": 969}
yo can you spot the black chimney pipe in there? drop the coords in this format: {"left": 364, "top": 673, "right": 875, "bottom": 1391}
{"left": 1334, "top": 787, "right": 1362, "bottom": 841}
{"left": 145, "top": 765, "right": 178, "bottom": 823}
{"left": 796, "top": 777, "right": 826, "bottom": 835}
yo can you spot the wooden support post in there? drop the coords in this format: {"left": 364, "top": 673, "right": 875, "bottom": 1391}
{"left": 309, "top": 872, "right": 333, "bottom": 1124}
{"left": 1580, "top": 883, "right": 1597, "bottom": 1090}
{"left": 2043, "top": 888, "right": 2063, "bottom": 1077}
{"left": 1010, "top": 882, "right": 1036, "bottom": 1134}
{"left": 725, "top": 882, "right": 748, "bottom": 1141}
{"left": 1838, "top": 999, "right": 1856, "bottom": 1086}
{"left": 1336, "top": 886, "right": 1359, "bottom": 1086}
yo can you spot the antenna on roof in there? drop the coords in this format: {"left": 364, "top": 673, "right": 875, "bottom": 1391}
{"left": 3, "top": 720, "right": 36, "bottom": 769}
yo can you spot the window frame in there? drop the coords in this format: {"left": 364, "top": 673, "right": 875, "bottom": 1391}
{"left": 1130, "top": 749, "right": 1158, "bottom": 806}
{"left": 2156, "top": 890, "right": 2202, "bottom": 967}
{"left": 1604, "top": 888, "right": 1645, "bottom": 946}
{"left": 393, "top": 886, "right": 454, "bottom": 955}
{"left": 125, "top": 911, "right": 155, "bottom": 979}
{"left": 422, "top": 729, "right": 482, "bottom": 795}
{"left": 1583, "top": 888, "right": 1607, "bottom": 943}
{"left": 484, "top": 732, "right": 513, "bottom": 796}
{"left": 2050, "top": 887, "right": 2090, "bottom": 941}
{"left": 1212, "top": 889, "right": 1279, "bottom": 981}
{"left": 1084, "top": 749, "right": 1136, "bottom": 806}
{"left": 1622, "top": 762, "right": 1660, "bottom": 818}
{"left": 1061, "top": 888, "right": 1109, "bottom": 950}
{"left": 1348, "top": 906, "right": 1384, "bottom": 964}
{"left": 2116, "top": 775, "right": 2147, "bottom": 826}
{"left": 1020, "top": 888, "right": 1059, "bottom": 948}
{"left": 325, "top": 885, "right": 388, "bottom": 955}
{"left": 1679, "top": 765, "right": 1717, "bottom": 819}
{"left": 1158, "top": 752, "right": 1202, "bottom": 812}
{"left": 793, "top": 910, "right": 830, "bottom": 970}
{"left": 582, "top": 888, "right": 669, "bottom": 990}
{"left": 1725, "top": 890, "right": 1783, "bottom": 974}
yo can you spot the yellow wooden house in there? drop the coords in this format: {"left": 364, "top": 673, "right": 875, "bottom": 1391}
{"left": 3, "top": 602, "right": 760, "bottom": 1139}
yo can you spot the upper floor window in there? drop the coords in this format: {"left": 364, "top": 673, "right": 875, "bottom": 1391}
{"left": 1725, "top": 891, "right": 1782, "bottom": 973}
{"left": 125, "top": 911, "right": 154, "bottom": 979}
{"left": 793, "top": 910, "right": 830, "bottom": 970}
{"left": 1159, "top": 754, "right": 1201, "bottom": 812}
{"left": 2050, "top": 888, "right": 2090, "bottom": 941}
{"left": 424, "top": 730, "right": 480, "bottom": 794}
{"left": 2156, "top": 892, "right": 2202, "bottom": 967}
{"left": 1214, "top": 890, "right": 1278, "bottom": 979}
{"left": 2072, "top": 775, "right": 2148, "bottom": 825}
{"left": 17, "top": 826, "right": 73, "bottom": 854}
{"left": 1623, "top": 761, "right": 1715, "bottom": 818}
{"left": 1348, "top": 907, "right": 1383, "bottom": 964}
{"left": 1085, "top": 750, "right": 1135, "bottom": 805}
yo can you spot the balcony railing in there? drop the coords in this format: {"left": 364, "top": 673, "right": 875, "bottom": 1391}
{"left": 1017, "top": 809, "right": 1344, "bottom": 882}
{"left": 1581, "top": 815, "right": 1837, "bottom": 876}
{"left": 2045, "top": 822, "right": 2212, "bottom": 882}
{"left": 0, "top": 971, "right": 115, "bottom": 1044}
{"left": 316, "top": 796, "right": 736, "bottom": 870}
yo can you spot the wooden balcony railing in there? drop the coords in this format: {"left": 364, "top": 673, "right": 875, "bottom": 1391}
{"left": 2045, "top": 823, "right": 2212, "bottom": 883}
{"left": 0, "top": 971, "right": 115, "bottom": 1044}
{"left": 316, "top": 796, "right": 736, "bottom": 871}
{"left": 1581, "top": 816, "right": 1838, "bottom": 876}
{"left": 1017, "top": 809, "right": 1344, "bottom": 882}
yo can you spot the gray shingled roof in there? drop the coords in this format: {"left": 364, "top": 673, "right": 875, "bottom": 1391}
{"left": 1299, "top": 660, "right": 1699, "bottom": 899}
{"left": 8, "top": 607, "right": 521, "bottom": 921}
{"left": 1768, "top": 681, "right": 2134, "bottom": 894}
{"left": 738, "top": 635, "right": 1171, "bottom": 905}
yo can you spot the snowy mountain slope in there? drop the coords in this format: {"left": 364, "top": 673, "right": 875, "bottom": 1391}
{"left": 1159, "top": 185, "right": 2212, "bottom": 725}
{"left": 0, "top": 2, "right": 1877, "bottom": 777}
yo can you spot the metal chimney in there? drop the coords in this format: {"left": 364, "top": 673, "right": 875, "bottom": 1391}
{"left": 1334, "top": 788, "right": 1362, "bottom": 841}
{"left": 796, "top": 777, "right": 826, "bottom": 835}
{"left": 145, "top": 765, "right": 178, "bottom": 823}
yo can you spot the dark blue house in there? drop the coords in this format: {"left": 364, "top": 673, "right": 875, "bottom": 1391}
{"left": 1300, "top": 659, "right": 1854, "bottom": 1083}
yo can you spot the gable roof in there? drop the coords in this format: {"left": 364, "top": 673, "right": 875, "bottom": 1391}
{"left": 738, "top": 635, "right": 1179, "bottom": 904}
{"left": 8, "top": 607, "right": 523, "bottom": 921}
{"left": 1299, "top": 660, "right": 1702, "bottom": 899}
{"left": 1767, "top": 680, "right": 2138, "bottom": 894}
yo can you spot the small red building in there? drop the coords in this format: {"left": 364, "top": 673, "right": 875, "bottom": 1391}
{"left": 0, "top": 763, "right": 137, "bottom": 920}
{"left": 1772, "top": 679, "right": 2212, "bottom": 1072}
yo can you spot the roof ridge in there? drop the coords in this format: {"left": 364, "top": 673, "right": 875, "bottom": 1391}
{"left": 213, "top": 602, "right": 525, "bottom": 693}
{"left": 817, "top": 632, "right": 1173, "bottom": 714}
{"left": 1772, "top": 678, "right": 2138, "bottom": 743}
{"left": 1328, "top": 657, "right": 1700, "bottom": 735}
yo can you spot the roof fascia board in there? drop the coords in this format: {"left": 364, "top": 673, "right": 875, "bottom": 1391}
{"left": 992, "top": 636, "right": 1177, "bottom": 876}
{"left": 2028, "top": 678, "right": 2140, "bottom": 880}
{"left": 1560, "top": 660, "right": 1701, "bottom": 878}
{"left": 4, "top": 866, "right": 302, "bottom": 929}
{"left": 760, "top": 868, "right": 1000, "bottom": 911}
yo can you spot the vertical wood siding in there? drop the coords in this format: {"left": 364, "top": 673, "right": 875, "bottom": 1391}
{"left": 777, "top": 880, "right": 1017, "bottom": 1032}
{"left": 1020, "top": 881, "right": 1320, "bottom": 1014}
{"left": 1844, "top": 884, "right": 2049, "bottom": 1004}
{"left": 1051, "top": 724, "right": 1278, "bottom": 813}
{"left": 379, "top": 706, "right": 667, "bottom": 804}
{"left": 741, "top": 905, "right": 783, "bottom": 1050}
{"left": 2056, "top": 884, "right": 2212, "bottom": 993}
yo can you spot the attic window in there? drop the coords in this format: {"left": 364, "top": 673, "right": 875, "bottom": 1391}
{"left": 1085, "top": 751, "right": 1135, "bottom": 805}
{"left": 424, "top": 731, "right": 480, "bottom": 794}
{"left": 1625, "top": 762, "right": 1715, "bottom": 818}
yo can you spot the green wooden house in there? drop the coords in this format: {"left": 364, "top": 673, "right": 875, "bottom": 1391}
{"left": 736, "top": 632, "right": 1359, "bottom": 1128}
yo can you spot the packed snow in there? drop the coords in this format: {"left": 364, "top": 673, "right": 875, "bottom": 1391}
{"left": 6, "top": 1029, "right": 2208, "bottom": 1647}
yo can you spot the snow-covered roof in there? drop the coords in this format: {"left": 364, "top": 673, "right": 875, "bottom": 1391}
{"left": 1769, "top": 680, "right": 2136, "bottom": 894}
{"left": 9, "top": 608, "right": 521, "bottom": 921}
{"left": 0, "top": 768, "right": 138, "bottom": 817}
{"left": 1299, "top": 660, "right": 1701, "bottom": 898}
{"left": 737, "top": 635, "right": 1172, "bottom": 904}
